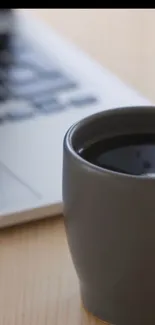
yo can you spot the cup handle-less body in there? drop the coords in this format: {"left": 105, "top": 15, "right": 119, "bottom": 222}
{"left": 63, "top": 107, "right": 155, "bottom": 325}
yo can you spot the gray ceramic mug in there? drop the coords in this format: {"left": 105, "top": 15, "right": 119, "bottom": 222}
{"left": 63, "top": 106, "right": 155, "bottom": 325}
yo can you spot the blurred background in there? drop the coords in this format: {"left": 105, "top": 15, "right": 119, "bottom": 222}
{"left": 22, "top": 9, "right": 155, "bottom": 103}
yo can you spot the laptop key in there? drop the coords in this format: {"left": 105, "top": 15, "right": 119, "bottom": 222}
{"left": 69, "top": 95, "right": 98, "bottom": 107}
{"left": 5, "top": 99, "right": 34, "bottom": 121}
{"left": 32, "top": 92, "right": 61, "bottom": 105}
{"left": 36, "top": 100, "right": 65, "bottom": 114}
{"left": 10, "top": 65, "right": 36, "bottom": 83}
{"left": 10, "top": 80, "right": 78, "bottom": 97}
{"left": 51, "top": 81, "right": 77, "bottom": 93}
{"left": 33, "top": 97, "right": 58, "bottom": 106}
{"left": 12, "top": 60, "right": 66, "bottom": 81}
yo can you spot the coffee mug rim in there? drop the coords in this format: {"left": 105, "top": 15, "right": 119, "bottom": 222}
{"left": 64, "top": 105, "right": 155, "bottom": 182}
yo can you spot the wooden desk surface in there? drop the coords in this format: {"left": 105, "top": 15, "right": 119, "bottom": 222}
{"left": 0, "top": 216, "right": 107, "bottom": 325}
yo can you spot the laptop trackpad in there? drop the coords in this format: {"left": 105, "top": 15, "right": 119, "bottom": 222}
{"left": 0, "top": 161, "right": 40, "bottom": 213}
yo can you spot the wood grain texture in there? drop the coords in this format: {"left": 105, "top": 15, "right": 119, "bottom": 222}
{"left": 0, "top": 217, "right": 108, "bottom": 325}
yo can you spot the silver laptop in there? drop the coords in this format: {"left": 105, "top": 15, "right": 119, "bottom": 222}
{"left": 0, "top": 10, "right": 151, "bottom": 228}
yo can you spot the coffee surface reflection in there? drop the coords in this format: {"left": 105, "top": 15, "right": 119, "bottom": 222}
{"left": 79, "top": 133, "right": 155, "bottom": 175}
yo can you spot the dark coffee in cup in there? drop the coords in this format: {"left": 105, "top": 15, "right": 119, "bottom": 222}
{"left": 63, "top": 106, "right": 155, "bottom": 325}
{"left": 78, "top": 133, "right": 155, "bottom": 175}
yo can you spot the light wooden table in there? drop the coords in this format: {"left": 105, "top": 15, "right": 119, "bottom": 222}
{"left": 0, "top": 216, "right": 108, "bottom": 325}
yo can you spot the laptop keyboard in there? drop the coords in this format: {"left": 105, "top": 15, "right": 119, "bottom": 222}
{"left": 0, "top": 33, "right": 98, "bottom": 123}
